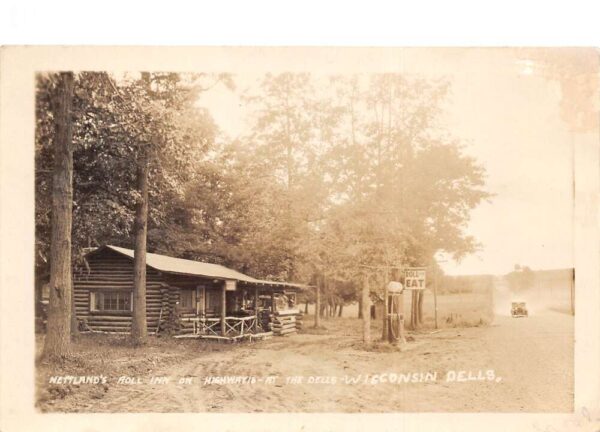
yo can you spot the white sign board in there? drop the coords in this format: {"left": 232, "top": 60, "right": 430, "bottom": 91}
{"left": 404, "top": 268, "right": 426, "bottom": 290}
{"left": 387, "top": 281, "right": 404, "bottom": 293}
{"left": 225, "top": 280, "right": 237, "bottom": 291}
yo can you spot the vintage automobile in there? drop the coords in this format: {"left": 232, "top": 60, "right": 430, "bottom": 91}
{"left": 511, "top": 301, "right": 528, "bottom": 317}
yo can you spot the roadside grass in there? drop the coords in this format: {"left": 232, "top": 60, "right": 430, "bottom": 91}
{"left": 303, "top": 291, "right": 493, "bottom": 331}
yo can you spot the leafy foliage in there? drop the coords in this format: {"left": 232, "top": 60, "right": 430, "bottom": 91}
{"left": 36, "top": 71, "right": 490, "bottom": 313}
{"left": 35, "top": 72, "right": 221, "bottom": 273}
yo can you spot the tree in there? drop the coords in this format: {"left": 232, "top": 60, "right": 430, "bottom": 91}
{"left": 132, "top": 132, "right": 150, "bottom": 345}
{"left": 93, "top": 72, "right": 225, "bottom": 345}
{"left": 321, "top": 74, "right": 490, "bottom": 336}
{"left": 35, "top": 72, "right": 226, "bottom": 344}
{"left": 506, "top": 265, "right": 534, "bottom": 292}
{"left": 241, "top": 73, "right": 343, "bottom": 282}
{"left": 36, "top": 72, "right": 226, "bottom": 267}
{"left": 314, "top": 282, "right": 321, "bottom": 328}
{"left": 131, "top": 72, "right": 152, "bottom": 345}
{"left": 43, "top": 72, "right": 75, "bottom": 360}
{"left": 361, "top": 272, "right": 371, "bottom": 344}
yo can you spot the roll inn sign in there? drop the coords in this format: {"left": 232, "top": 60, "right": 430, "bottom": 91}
{"left": 404, "top": 268, "right": 426, "bottom": 290}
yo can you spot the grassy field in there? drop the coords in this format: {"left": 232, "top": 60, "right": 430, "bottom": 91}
{"left": 420, "top": 291, "right": 493, "bottom": 327}
{"left": 308, "top": 290, "right": 494, "bottom": 329}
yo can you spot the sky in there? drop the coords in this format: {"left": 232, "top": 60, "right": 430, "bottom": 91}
{"left": 195, "top": 48, "right": 596, "bottom": 276}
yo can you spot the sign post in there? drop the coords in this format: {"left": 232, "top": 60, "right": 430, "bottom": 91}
{"left": 404, "top": 267, "right": 426, "bottom": 329}
{"left": 433, "top": 267, "right": 438, "bottom": 329}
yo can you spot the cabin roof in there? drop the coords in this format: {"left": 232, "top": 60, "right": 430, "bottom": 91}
{"left": 91, "top": 245, "right": 307, "bottom": 290}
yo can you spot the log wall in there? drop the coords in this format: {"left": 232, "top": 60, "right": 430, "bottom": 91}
{"left": 74, "top": 248, "right": 167, "bottom": 333}
{"left": 73, "top": 248, "right": 302, "bottom": 336}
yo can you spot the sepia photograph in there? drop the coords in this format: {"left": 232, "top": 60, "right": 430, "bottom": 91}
{"left": 0, "top": 44, "right": 599, "bottom": 431}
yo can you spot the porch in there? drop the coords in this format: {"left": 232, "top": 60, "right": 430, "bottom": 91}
{"left": 171, "top": 278, "right": 296, "bottom": 341}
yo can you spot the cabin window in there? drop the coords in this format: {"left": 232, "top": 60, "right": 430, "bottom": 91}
{"left": 179, "top": 289, "right": 196, "bottom": 311}
{"left": 90, "top": 291, "right": 132, "bottom": 312}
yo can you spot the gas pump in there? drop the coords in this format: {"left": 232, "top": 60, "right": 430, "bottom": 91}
{"left": 387, "top": 281, "right": 406, "bottom": 345}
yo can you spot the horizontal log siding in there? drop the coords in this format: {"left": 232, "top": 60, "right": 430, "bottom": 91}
{"left": 74, "top": 249, "right": 165, "bottom": 333}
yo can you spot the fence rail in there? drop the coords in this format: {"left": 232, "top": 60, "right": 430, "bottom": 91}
{"left": 181, "top": 315, "right": 259, "bottom": 337}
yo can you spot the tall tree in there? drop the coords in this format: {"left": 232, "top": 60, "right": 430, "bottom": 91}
{"left": 361, "top": 272, "right": 371, "bottom": 344}
{"left": 43, "top": 72, "right": 75, "bottom": 360}
{"left": 131, "top": 72, "right": 152, "bottom": 345}
{"left": 242, "top": 73, "right": 340, "bottom": 282}
{"left": 132, "top": 136, "right": 149, "bottom": 344}
{"left": 322, "top": 74, "right": 489, "bottom": 335}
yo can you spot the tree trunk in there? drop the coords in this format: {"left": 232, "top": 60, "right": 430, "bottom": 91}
{"left": 43, "top": 72, "right": 74, "bottom": 360}
{"left": 361, "top": 273, "right": 371, "bottom": 345}
{"left": 304, "top": 301, "right": 309, "bottom": 314}
{"left": 409, "top": 291, "right": 415, "bottom": 329}
{"left": 358, "top": 295, "right": 363, "bottom": 319}
{"left": 410, "top": 291, "right": 419, "bottom": 329}
{"left": 417, "top": 290, "right": 424, "bottom": 324}
{"left": 338, "top": 303, "right": 343, "bottom": 317}
{"left": 314, "top": 284, "right": 321, "bottom": 328}
{"left": 70, "top": 274, "right": 79, "bottom": 336}
{"left": 131, "top": 143, "right": 149, "bottom": 345}
{"left": 35, "top": 279, "right": 42, "bottom": 323}
{"left": 382, "top": 271, "right": 389, "bottom": 341}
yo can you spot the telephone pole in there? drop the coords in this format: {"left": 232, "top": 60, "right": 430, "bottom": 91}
{"left": 433, "top": 259, "right": 448, "bottom": 330}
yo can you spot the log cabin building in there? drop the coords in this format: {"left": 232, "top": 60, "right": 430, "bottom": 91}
{"left": 73, "top": 245, "right": 305, "bottom": 340}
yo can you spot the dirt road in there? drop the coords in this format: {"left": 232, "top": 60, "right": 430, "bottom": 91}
{"left": 52, "top": 309, "right": 571, "bottom": 413}
{"left": 479, "top": 310, "right": 574, "bottom": 411}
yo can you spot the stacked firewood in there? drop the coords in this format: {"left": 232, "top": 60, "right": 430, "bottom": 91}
{"left": 270, "top": 309, "right": 301, "bottom": 336}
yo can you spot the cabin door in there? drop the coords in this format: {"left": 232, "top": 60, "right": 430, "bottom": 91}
{"left": 179, "top": 288, "right": 197, "bottom": 314}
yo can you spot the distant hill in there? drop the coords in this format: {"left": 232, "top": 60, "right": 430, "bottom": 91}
{"left": 441, "top": 268, "right": 574, "bottom": 295}
{"left": 504, "top": 267, "right": 574, "bottom": 292}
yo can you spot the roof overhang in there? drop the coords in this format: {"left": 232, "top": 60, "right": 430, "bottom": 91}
{"left": 86, "top": 245, "right": 310, "bottom": 290}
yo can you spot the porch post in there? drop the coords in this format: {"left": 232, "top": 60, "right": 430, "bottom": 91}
{"left": 254, "top": 286, "right": 259, "bottom": 332}
{"left": 271, "top": 291, "right": 276, "bottom": 313}
{"left": 221, "top": 282, "right": 227, "bottom": 336}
